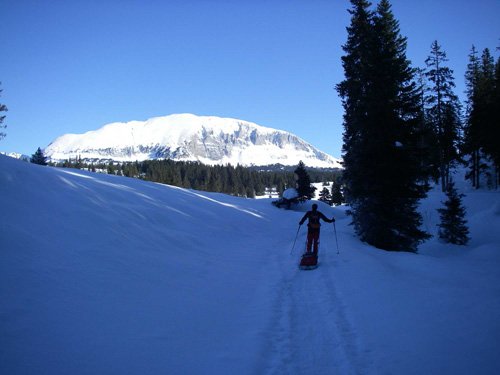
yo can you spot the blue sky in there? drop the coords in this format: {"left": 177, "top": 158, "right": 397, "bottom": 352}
{"left": 1, "top": 0, "right": 499, "bottom": 159}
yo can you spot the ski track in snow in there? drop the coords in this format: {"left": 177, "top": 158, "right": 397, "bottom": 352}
{"left": 261, "top": 230, "right": 372, "bottom": 375}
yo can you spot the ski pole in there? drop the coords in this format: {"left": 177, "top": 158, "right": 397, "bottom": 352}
{"left": 290, "top": 225, "right": 301, "bottom": 255}
{"left": 333, "top": 221, "right": 340, "bottom": 254}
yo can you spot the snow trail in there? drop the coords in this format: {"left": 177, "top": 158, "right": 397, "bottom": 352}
{"left": 261, "top": 221, "right": 372, "bottom": 375}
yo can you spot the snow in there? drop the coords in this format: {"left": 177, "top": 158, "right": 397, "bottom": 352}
{"left": 282, "top": 188, "right": 299, "bottom": 200}
{"left": 0, "top": 151, "right": 30, "bottom": 161}
{"left": 1, "top": 154, "right": 499, "bottom": 374}
{"left": 43, "top": 113, "right": 342, "bottom": 168}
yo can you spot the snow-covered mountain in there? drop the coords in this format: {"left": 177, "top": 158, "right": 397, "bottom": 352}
{"left": 44, "top": 113, "right": 341, "bottom": 168}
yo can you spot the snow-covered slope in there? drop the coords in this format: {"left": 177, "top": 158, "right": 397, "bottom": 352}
{"left": 44, "top": 113, "right": 342, "bottom": 168}
{"left": 1, "top": 155, "right": 499, "bottom": 374}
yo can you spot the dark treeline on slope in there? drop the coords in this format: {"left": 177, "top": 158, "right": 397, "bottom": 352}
{"left": 51, "top": 158, "right": 341, "bottom": 198}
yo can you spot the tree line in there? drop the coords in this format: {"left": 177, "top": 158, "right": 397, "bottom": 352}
{"left": 463, "top": 45, "right": 500, "bottom": 189}
{"left": 49, "top": 157, "right": 341, "bottom": 199}
{"left": 337, "top": 0, "right": 496, "bottom": 251}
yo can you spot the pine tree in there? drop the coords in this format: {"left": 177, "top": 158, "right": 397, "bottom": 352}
{"left": 337, "top": 0, "right": 373, "bottom": 209}
{"left": 424, "top": 40, "right": 462, "bottom": 192}
{"left": 30, "top": 147, "right": 48, "bottom": 165}
{"left": 330, "top": 180, "right": 345, "bottom": 206}
{"left": 0, "top": 82, "right": 7, "bottom": 141}
{"left": 107, "top": 162, "right": 116, "bottom": 175}
{"left": 414, "top": 67, "right": 440, "bottom": 185}
{"left": 463, "top": 47, "right": 498, "bottom": 189}
{"left": 294, "top": 161, "right": 315, "bottom": 199}
{"left": 437, "top": 179, "right": 470, "bottom": 245}
{"left": 318, "top": 187, "right": 333, "bottom": 205}
{"left": 463, "top": 45, "right": 484, "bottom": 189}
{"left": 478, "top": 49, "right": 498, "bottom": 188}
{"left": 337, "top": 0, "right": 429, "bottom": 251}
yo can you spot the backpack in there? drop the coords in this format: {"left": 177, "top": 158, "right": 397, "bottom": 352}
{"left": 308, "top": 211, "right": 321, "bottom": 229}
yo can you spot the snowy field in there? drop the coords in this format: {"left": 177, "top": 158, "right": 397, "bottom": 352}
{"left": 1, "top": 154, "right": 499, "bottom": 374}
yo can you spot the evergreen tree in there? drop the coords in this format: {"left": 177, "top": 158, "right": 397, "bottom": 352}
{"left": 424, "top": 40, "right": 462, "bottom": 192}
{"left": 107, "top": 162, "right": 116, "bottom": 175}
{"left": 0, "top": 82, "right": 7, "bottom": 140}
{"left": 415, "top": 67, "right": 440, "bottom": 185}
{"left": 330, "top": 180, "right": 345, "bottom": 206}
{"left": 30, "top": 147, "right": 48, "bottom": 165}
{"left": 337, "top": 0, "right": 429, "bottom": 251}
{"left": 294, "top": 161, "right": 315, "bottom": 199}
{"left": 463, "top": 45, "right": 484, "bottom": 189}
{"left": 478, "top": 49, "right": 499, "bottom": 187}
{"left": 318, "top": 187, "right": 333, "bottom": 205}
{"left": 337, "top": 0, "right": 373, "bottom": 209}
{"left": 463, "top": 47, "right": 499, "bottom": 189}
{"left": 437, "top": 179, "right": 470, "bottom": 245}
{"left": 74, "top": 156, "right": 83, "bottom": 169}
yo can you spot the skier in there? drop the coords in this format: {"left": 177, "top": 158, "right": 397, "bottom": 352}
{"left": 299, "top": 203, "right": 335, "bottom": 255}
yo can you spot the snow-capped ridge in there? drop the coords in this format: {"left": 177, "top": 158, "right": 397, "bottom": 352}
{"left": 0, "top": 151, "right": 30, "bottom": 162}
{"left": 44, "top": 113, "right": 342, "bottom": 168}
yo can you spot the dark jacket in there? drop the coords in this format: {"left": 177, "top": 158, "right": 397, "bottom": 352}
{"left": 299, "top": 209, "right": 334, "bottom": 231}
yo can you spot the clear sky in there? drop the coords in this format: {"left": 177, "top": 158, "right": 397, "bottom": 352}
{"left": 1, "top": 0, "right": 499, "bottom": 159}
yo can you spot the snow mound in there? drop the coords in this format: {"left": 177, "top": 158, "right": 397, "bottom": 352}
{"left": 282, "top": 187, "right": 299, "bottom": 200}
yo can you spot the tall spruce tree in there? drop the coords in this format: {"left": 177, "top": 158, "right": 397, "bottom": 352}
{"left": 463, "top": 45, "right": 484, "bottom": 189}
{"left": 30, "top": 147, "right": 48, "bottom": 165}
{"left": 437, "top": 179, "right": 470, "bottom": 245}
{"left": 337, "top": 0, "right": 429, "bottom": 251}
{"left": 337, "top": 0, "right": 373, "bottom": 209}
{"left": 415, "top": 67, "right": 440, "bottom": 185}
{"left": 478, "top": 49, "right": 498, "bottom": 187}
{"left": 424, "top": 41, "right": 462, "bottom": 192}
{"left": 294, "top": 161, "right": 315, "bottom": 199}
{"left": 331, "top": 180, "right": 345, "bottom": 206}
{"left": 318, "top": 187, "right": 333, "bottom": 206}
{"left": 463, "top": 47, "right": 499, "bottom": 189}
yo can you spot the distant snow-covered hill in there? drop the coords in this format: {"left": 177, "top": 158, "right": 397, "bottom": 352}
{"left": 0, "top": 152, "right": 30, "bottom": 162}
{"left": 44, "top": 113, "right": 341, "bottom": 168}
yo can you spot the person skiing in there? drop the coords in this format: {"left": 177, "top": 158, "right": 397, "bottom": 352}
{"left": 299, "top": 203, "right": 335, "bottom": 254}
